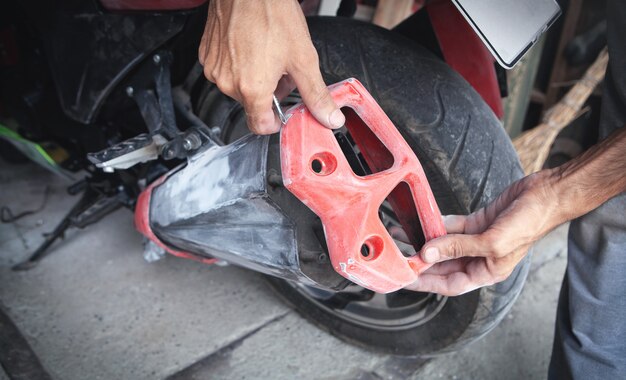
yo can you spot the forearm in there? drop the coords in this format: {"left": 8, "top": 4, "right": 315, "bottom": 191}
{"left": 548, "top": 126, "right": 626, "bottom": 221}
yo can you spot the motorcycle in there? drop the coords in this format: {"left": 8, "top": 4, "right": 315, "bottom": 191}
{"left": 0, "top": 0, "right": 531, "bottom": 355}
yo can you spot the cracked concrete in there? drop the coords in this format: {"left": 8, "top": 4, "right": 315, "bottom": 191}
{"left": 0, "top": 160, "right": 568, "bottom": 379}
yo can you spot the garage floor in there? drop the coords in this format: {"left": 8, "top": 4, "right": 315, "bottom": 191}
{"left": 0, "top": 159, "right": 568, "bottom": 380}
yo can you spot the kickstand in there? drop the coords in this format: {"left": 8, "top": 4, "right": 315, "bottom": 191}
{"left": 12, "top": 186, "right": 123, "bottom": 271}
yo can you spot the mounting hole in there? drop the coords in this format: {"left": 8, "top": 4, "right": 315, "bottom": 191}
{"left": 309, "top": 152, "right": 337, "bottom": 176}
{"left": 311, "top": 159, "right": 323, "bottom": 173}
{"left": 360, "top": 236, "right": 384, "bottom": 261}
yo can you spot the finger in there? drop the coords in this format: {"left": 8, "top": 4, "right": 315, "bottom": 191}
{"left": 290, "top": 59, "right": 345, "bottom": 129}
{"left": 389, "top": 226, "right": 409, "bottom": 243}
{"left": 391, "top": 219, "right": 464, "bottom": 245}
{"left": 442, "top": 215, "right": 468, "bottom": 234}
{"left": 198, "top": 11, "right": 212, "bottom": 66}
{"left": 241, "top": 94, "right": 281, "bottom": 135}
{"left": 275, "top": 75, "right": 297, "bottom": 101}
{"left": 420, "top": 257, "right": 472, "bottom": 276}
{"left": 405, "top": 272, "right": 479, "bottom": 296}
{"left": 449, "top": 208, "right": 494, "bottom": 235}
{"left": 420, "top": 233, "right": 490, "bottom": 264}
{"left": 199, "top": 5, "right": 221, "bottom": 76}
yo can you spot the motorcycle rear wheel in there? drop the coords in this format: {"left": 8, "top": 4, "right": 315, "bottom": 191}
{"left": 195, "top": 17, "right": 531, "bottom": 356}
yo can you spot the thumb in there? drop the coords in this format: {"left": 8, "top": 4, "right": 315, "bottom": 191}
{"left": 420, "top": 234, "right": 489, "bottom": 264}
{"left": 290, "top": 63, "right": 345, "bottom": 130}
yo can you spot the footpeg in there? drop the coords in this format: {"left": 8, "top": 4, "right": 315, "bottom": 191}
{"left": 87, "top": 133, "right": 166, "bottom": 172}
{"left": 280, "top": 78, "right": 446, "bottom": 293}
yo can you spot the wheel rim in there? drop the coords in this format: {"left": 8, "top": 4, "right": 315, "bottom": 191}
{"left": 295, "top": 284, "right": 447, "bottom": 331}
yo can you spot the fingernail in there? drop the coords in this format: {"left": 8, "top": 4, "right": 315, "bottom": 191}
{"left": 423, "top": 247, "right": 440, "bottom": 263}
{"left": 329, "top": 109, "right": 345, "bottom": 129}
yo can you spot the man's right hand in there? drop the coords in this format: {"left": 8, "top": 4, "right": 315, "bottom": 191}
{"left": 198, "top": 0, "right": 345, "bottom": 135}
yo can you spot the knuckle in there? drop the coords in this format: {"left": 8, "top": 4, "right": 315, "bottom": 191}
{"left": 245, "top": 117, "right": 262, "bottom": 134}
{"left": 493, "top": 271, "right": 513, "bottom": 284}
{"left": 484, "top": 234, "right": 505, "bottom": 258}
{"left": 202, "top": 67, "right": 236, "bottom": 98}
{"left": 246, "top": 122, "right": 258, "bottom": 132}
{"left": 246, "top": 112, "right": 277, "bottom": 135}
{"left": 237, "top": 81, "right": 265, "bottom": 101}
{"left": 308, "top": 85, "right": 332, "bottom": 109}
{"left": 256, "top": 125, "right": 279, "bottom": 135}
{"left": 493, "top": 241, "right": 509, "bottom": 258}
{"left": 446, "top": 240, "right": 464, "bottom": 259}
{"left": 294, "top": 45, "right": 320, "bottom": 70}
{"left": 247, "top": 124, "right": 263, "bottom": 134}
{"left": 217, "top": 82, "right": 235, "bottom": 97}
{"left": 203, "top": 66, "right": 216, "bottom": 82}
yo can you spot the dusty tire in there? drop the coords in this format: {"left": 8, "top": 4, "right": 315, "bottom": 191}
{"left": 265, "top": 17, "right": 531, "bottom": 356}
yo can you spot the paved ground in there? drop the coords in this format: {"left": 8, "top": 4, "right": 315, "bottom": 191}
{"left": 0, "top": 159, "right": 568, "bottom": 379}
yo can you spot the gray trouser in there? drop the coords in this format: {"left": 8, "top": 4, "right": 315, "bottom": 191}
{"left": 549, "top": 194, "right": 626, "bottom": 378}
{"left": 548, "top": 0, "right": 626, "bottom": 378}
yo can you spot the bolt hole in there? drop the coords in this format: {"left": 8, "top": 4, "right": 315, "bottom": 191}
{"left": 360, "top": 244, "right": 370, "bottom": 257}
{"left": 311, "top": 159, "right": 323, "bottom": 173}
{"left": 309, "top": 152, "right": 337, "bottom": 176}
{"left": 360, "top": 236, "right": 383, "bottom": 261}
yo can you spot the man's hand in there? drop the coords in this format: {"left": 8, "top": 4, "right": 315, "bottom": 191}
{"left": 405, "top": 126, "right": 626, "bottom": 296}
{"left": 405, "top": 171, "right": 564, "bottom": 296}
{"left": 198, "top": 0, "right": 345, "bottom": 134}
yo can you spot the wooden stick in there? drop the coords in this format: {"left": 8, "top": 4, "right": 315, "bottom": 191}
{"left": 513, "top": 48, "right": 609, "bottom": 175}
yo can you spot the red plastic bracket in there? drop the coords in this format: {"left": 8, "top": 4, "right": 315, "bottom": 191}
{"left": 280, "top": 78, "right": 446, "bottom": 293}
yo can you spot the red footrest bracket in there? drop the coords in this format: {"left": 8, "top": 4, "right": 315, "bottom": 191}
{"left": 280, "top": 78, "right": 446, "bottom": 293}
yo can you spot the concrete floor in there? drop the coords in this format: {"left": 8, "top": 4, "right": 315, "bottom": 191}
{"left": 0, "top": 159, "right": 568, "bottom": 380}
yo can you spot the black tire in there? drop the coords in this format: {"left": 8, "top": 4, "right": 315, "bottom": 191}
{"left": 264, "top": 17, "right": 531, "bottom": 356}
